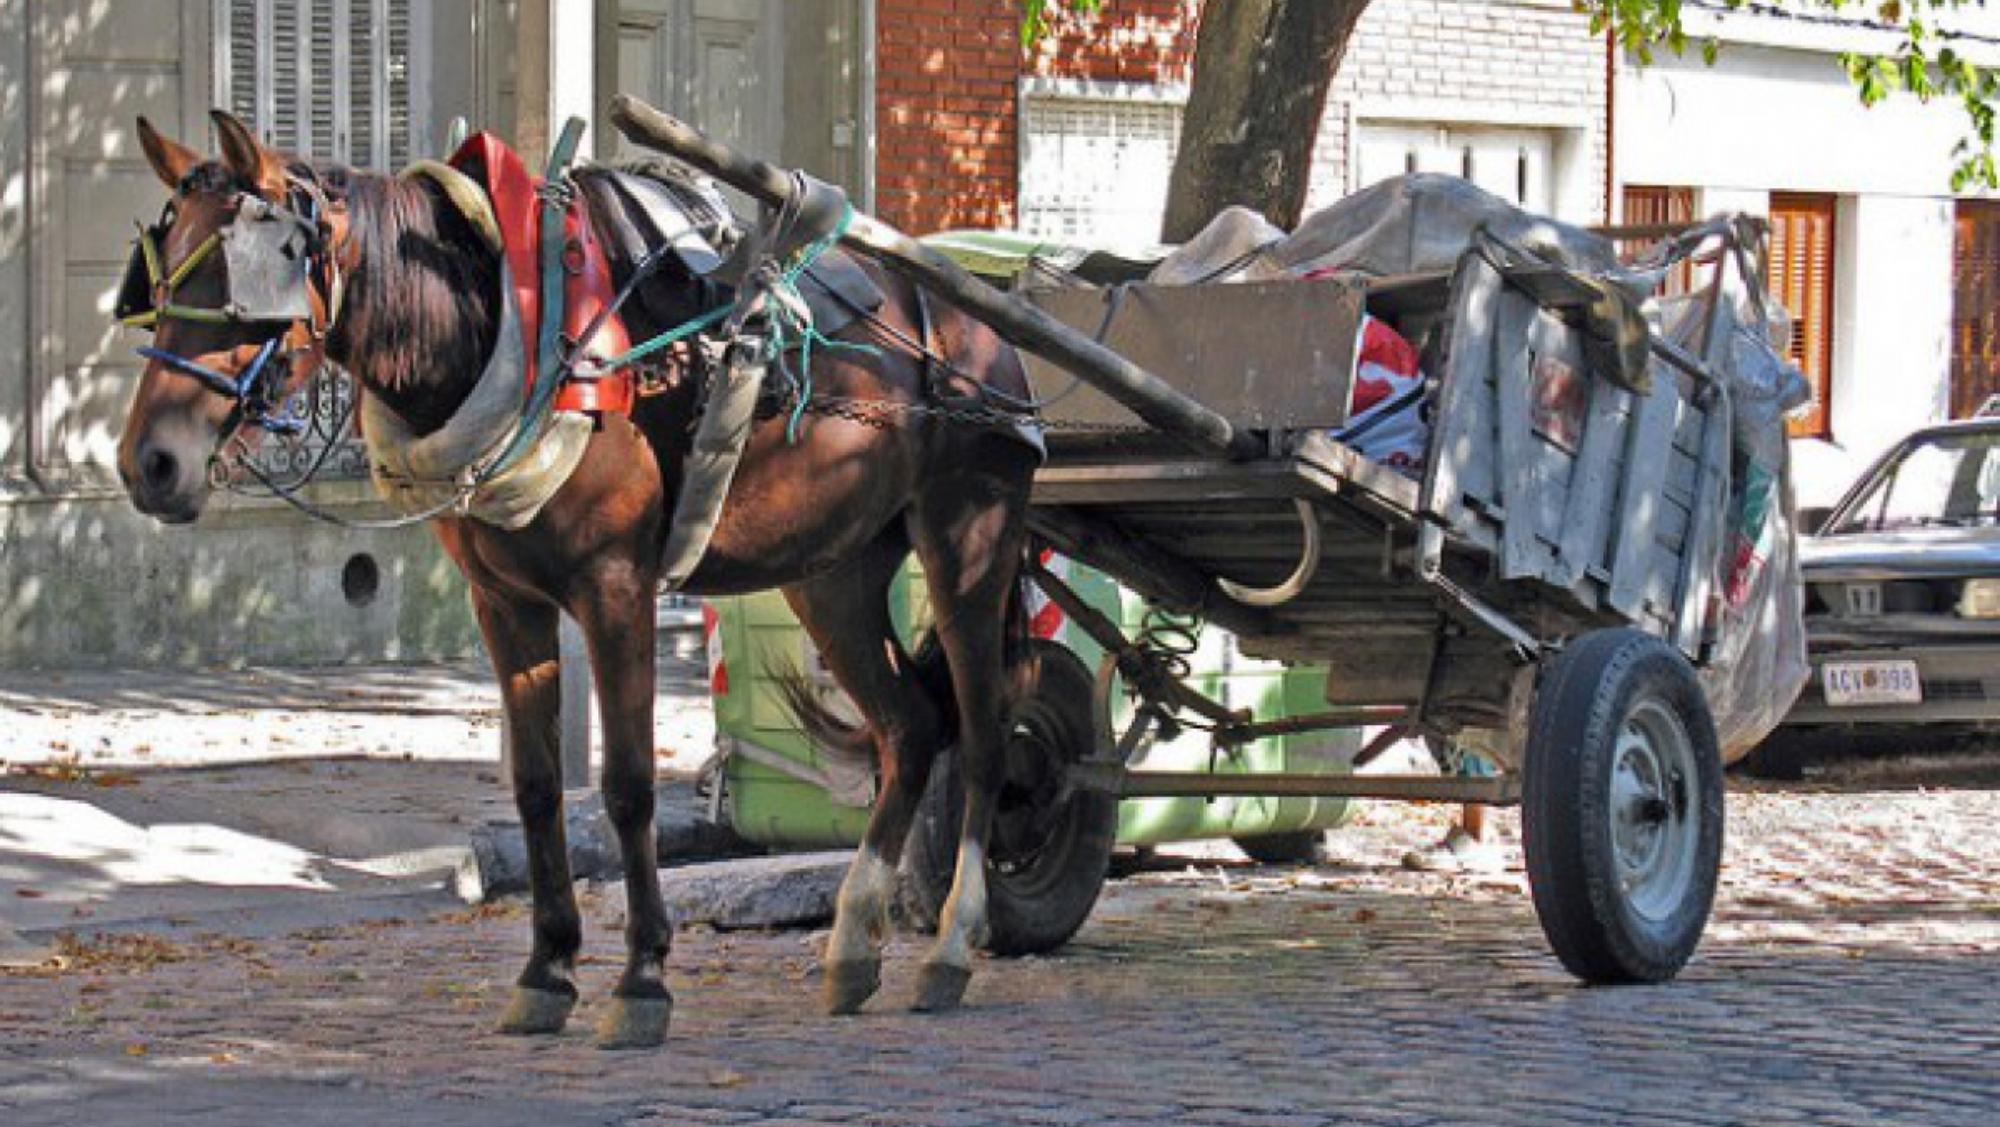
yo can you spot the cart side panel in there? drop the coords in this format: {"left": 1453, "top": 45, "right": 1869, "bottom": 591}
{"left": 1424, "top": 254, "right": 1722, "bottom": 645}
{"left": 1022, "top": 278, "right": 1364, "bottom": 433}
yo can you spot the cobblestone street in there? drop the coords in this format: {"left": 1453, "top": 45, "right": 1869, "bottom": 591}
{"left": 4, "top": 758, "right": 1997, "bottom": 1126}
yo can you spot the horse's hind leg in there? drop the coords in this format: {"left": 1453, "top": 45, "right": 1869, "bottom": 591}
{"left": 906, "top": 453, "right": 1034, "bottom": 1013}
{"left": 472, "top": 587, "right": 583, "bottom": 1037}
{"left": 571, "top": 569, "right": 674, "bottom": 1049}
{"left": 785, "top": 533, "right": 947, "bottom": 1015}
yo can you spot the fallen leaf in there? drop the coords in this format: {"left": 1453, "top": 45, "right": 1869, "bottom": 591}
{"left": 707, "top": 1069, "right": 747, "bottom": 1089}
{"left": 125, "top": 1043, "right": 148, "bottom": 1057}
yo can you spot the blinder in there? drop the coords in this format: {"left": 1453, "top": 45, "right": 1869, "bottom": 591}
{"left": 115, "top": 192, "right": 322, "bottom": 327}
{"left": 222, "top": 194, "right": 319, "bottom": 322}
{"left": 112, "top": 218, "right": 170, "bottom": 323}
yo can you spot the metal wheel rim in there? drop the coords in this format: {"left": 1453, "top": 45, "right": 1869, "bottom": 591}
{"left": 1608, "top": 694, "right": 1701, "bottom": 923}
{"left": 990, "top": 700, "right": 1080, "bottom": 889}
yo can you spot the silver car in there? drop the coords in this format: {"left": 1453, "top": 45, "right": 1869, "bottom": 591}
{"left": 1786, "top": 412, "right": 2000, "bottom": 735}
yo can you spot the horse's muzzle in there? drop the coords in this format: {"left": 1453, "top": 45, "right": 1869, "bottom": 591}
{"left": 121, "top": 439, "right": 207, "bottom": 524}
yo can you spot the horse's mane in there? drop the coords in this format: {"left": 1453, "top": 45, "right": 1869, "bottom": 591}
{"left": 326, "top": 165, "right": 502, "bottom": 436}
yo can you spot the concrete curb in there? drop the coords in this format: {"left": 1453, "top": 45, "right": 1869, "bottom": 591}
{"left": 661, "top": 852, "right": 849, "bottom": 930}
{"left": 0, "top": 921, "right": 55, "bottom": 968}
{"left": 463, "top": 783, "right": 760, "bottom": 903}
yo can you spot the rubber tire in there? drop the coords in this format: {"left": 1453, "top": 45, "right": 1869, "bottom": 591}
{"left": 1233, "top": 831, "right": 1327, "bottom": 865}
{"left": 901, "top": 641, "right": 1118, "bottom": 956}
{"left": 1522, "top": 628, "right": 1725, "bottom": 984}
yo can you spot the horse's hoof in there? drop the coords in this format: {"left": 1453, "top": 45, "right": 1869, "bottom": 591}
{"left": 594, "top": 993, "right": 673, "bottom": 1051}
{"left": 910, "top": 962, "right": 972, "bottom": 1013}
{"left": 823, "top": 958, "right": 881, "bottom": 1016}
{"left": 497, "top": 986, "right": 576, "bottom": 1036}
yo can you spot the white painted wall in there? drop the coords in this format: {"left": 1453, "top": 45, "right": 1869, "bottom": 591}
{"left": 1620, "top": 42, "right": 1979, "bottom": 196}
{"left": 1618, "top": 31, "right": 1979, "bottom": 507}
{"left": 0, "top": 0, "right": 26, "bottom": 481}
{"left": 1791, "top": 194, "right": 1957, "bottom": 505}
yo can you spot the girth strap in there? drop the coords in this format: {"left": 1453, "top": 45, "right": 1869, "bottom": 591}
{"left": 659, "top": 345, "right": 768, "bottom": 591}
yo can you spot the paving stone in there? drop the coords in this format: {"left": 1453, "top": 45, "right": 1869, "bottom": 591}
{"left": 5, "top": 755, "right": 1998, "bottom": 1124}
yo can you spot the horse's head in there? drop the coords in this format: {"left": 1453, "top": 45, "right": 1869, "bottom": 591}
{"left": 116, "top": 111, "right": 342, "bottom": 523}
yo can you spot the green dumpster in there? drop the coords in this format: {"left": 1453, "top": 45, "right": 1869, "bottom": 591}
{"left": 706, "top": 555, "right": 1357, "bottom": 858}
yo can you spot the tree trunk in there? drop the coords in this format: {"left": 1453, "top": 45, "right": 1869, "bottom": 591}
{"left": 1160, "top": 0, "right": 1369, "bottom": 243}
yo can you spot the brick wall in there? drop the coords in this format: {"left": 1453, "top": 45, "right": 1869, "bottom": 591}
{"left": 1311, "top": 0, "right": 1610, "bottom": 220}
{"left": 873, "top": 0, "right": 1608, "bottom": 232}
{"left": 1027, "top": 0, "right": 1197, "bottom": 84}
{"left": 874, "top": 0, "right": 1020, "bottom": 233}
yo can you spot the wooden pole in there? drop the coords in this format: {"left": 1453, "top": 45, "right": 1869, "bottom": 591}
{"left": 607, "top": 94, "right": 1261, "bottom": 461}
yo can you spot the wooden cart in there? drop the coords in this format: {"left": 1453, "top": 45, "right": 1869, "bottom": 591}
{"left": 611, "top": 96, "right": 1762, "bottom": 984}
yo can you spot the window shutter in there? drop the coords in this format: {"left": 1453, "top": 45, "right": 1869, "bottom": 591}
{"left": 1953, "top": 202, "right": 2000, "bottom": 418}
{"left": 220, "top": 0, "right": 421, "bottom": 169}
{"left": 1768, "top": 193, "right": 1837, "bottom": 439}
{"left": 386, "top": 0, "right": 415, "bottom": 168}
{"left": 1620, "top": 185, "right": 1697, "bottom": 295}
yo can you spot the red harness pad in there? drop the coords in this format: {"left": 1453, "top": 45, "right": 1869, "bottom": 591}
{"left": 447, "top": 133, "right": 636, "bottom": 416}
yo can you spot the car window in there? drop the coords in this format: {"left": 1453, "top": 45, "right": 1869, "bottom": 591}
{"left": 1829, "top": 430, "right": 2000, "bottom": 533}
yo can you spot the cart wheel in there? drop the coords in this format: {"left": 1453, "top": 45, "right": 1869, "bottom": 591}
{"left": 1233, "top": 831, "right": 1327, "bottom": 865}
{"left": 902, "top": 640, "right": 1118, "bottom": 955}
{"left": 1522, "top": 628, "right": 1724, "bottom": 984}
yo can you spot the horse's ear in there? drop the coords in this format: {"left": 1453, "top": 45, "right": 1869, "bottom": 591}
{"left": 210, "top": 109, "right": 287, "bottom": 196}
{"left": 137, "top": 116, "right": 199, "bottom": 190}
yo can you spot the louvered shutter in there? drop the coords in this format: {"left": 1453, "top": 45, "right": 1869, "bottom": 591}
{"left": 219, "top": 0, "right": 423, "bottom": 169}
{"left": 1768, "top": 193, "right": 1837, "bottom": 438}
{"left": 1952, "top": 202, "right": 2000, "bottom": 418}
{"left": 1621, "top": 185, "right": 1698, "bottom": 295}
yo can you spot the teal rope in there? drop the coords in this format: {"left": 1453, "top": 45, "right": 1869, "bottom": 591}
{"left": 768, "top": 204, "right": 880, "bottom": 442}
{"left": 597, "top": 303, "right": 732, "bottom": 372}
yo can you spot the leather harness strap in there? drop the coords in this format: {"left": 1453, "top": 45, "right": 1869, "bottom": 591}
{"left": 442, "top": 127, "right": 637, "bottom": 421}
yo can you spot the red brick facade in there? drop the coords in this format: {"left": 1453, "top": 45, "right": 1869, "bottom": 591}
{"left": 1027, "top": 0, "right": 1197, "bottom": 84}
{"left": 874, "top": 0, "right": 1021, "bottom": 233}
{"left": 873, "top": 0, "right": 1198, "bottom": 234}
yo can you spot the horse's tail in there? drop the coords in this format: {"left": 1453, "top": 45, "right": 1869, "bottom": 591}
{"left": 779, "top": 570, "right": 1040, "bottom": 776}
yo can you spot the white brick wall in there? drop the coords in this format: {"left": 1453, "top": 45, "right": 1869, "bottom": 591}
{"left": 1310, "top": 0, "right": 1609, "bottom": 222}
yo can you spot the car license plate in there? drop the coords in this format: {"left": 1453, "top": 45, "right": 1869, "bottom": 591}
{"left": 1823, "top": 660, "right": 1923, "bottom": 706}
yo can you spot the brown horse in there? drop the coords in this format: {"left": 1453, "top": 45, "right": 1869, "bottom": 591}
{"left": 115, "top": 110, "right": 1043, "bottom": 1048}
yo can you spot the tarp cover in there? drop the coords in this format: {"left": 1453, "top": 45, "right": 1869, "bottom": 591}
{"left": 1148, "top": 173, "right": 1632, "bottom": 285}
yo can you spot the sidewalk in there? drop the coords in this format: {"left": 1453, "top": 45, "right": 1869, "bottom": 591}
{"left": 0, "top": 635, "right": 719, "bottom": 945}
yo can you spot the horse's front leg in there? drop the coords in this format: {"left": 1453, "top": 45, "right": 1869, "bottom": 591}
{"left": 472, "top": 587, "right": 583, "bottom": 1037}
{"left": 573, "top": 574, "right": 674, "bottom": 1049}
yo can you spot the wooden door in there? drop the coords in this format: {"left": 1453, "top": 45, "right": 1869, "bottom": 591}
{"left": 615, "top": 0, "right": 780, "bottom": 165}
{"left": 1953, "top": 201, "right": 2000, "bottom": 418}
{"left": 617, "top": 1, "right": 864, "bottom": 201}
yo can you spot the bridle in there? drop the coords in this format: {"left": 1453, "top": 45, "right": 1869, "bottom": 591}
{"left": 118, "top": 170, "right": 346, "bottom": 448}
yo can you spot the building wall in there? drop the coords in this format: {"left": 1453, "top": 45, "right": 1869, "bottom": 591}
{"left": 0, "top": 0, "right": 26, "bottom": 481}
{"left": 0, "top": 0, "right": 490, "bottom": 668}
{"left": 1317, "top": 0, "right": 1610, "bottom": 221}
{"left": 874, "top": 0, "right": 1019, "bottom": 233}
{"left": 1616, "top": 36, "right": 1981, "bottom": 505}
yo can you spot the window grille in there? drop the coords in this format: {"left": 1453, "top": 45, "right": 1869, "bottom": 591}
{"left": 1020, "top": 89, "right": 1184, "bottom": 248}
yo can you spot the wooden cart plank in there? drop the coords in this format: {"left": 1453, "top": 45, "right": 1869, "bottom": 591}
{"left": 1606, "top": 372, "right": 1683, "bottom": 618}
{"left": 1494, "top": 295, "right": 1548, "bottom": 580}
{"left": 1549, "top": 372, "right": 1631, "bottom": 591}
{"left": 1031, "top": 458, "right": 1318, "bottom": 507}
